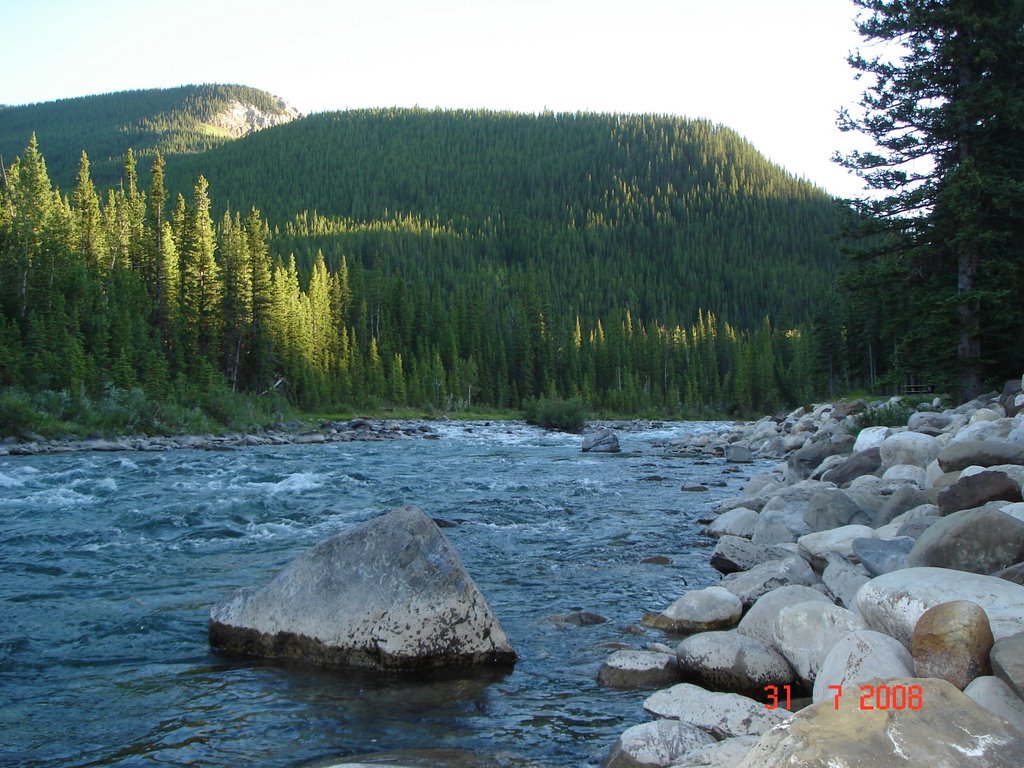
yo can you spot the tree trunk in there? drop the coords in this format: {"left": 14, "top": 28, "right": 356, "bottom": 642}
{"left": 957, "top": 237, "right": 983, "bottom": 399}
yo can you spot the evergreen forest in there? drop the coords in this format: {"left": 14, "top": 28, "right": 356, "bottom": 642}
{"left": 0, "top": 89, "right": 851, "bottom": 433}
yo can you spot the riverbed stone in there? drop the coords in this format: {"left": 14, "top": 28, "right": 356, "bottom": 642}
{"left": 582, "top": 428, "right": 620, "bottom": 453}
{"left": 604, "top": 718, "right": 715, "bottom": 768}
{"left": 643, "top": 683, "right": 788, "bottom": 739}
{"left": 820, "top": 447, "right": 882, "bottom": 487}
{"left": 963, "top": 676, "right": 1024, "bottom": 735}
{"left": 908, "top": 410, "right": 955, "bottom": 434}
{"left": 675, "top": 630, "right": 795, "bottom": 696}
{"left": 786, "top": 435, "right": 854, "bottom": 482}
{"left": 911, "top": 600, "right": 993, "bottom": 689}
{"left": 856, "top": 567, "right": 1024, "bottom": 648}
{"left": 724, "top": 444, "right": 753, "bottom": 463}
{"left": 879, "top": 431, "right": 941, "bottom": 469}
{"left": 208, "top": 506, "right": 515, "bottom": 671}
{"left": 822, "top": 555, "right": 871, "bottom": 609}
{"left": 709, "top": 536, "right": 795, "bottom": 575}
{"left": 991, "top": 631, "right": 1024, "bottom": 699}
{"left": 907, "top": 506, "right": 1024, "bottom": 574}
{"left": 655, "top": 586, "right": 743, "bottom": 633}
{"left": 736, "top": 585, "right": 832, "bottom": 651}
{"left": 852, "top": 426, "right": 891, "bottom": 454}
{"left": 738, "top": 677, "right": 1024, "bottom": 768}
{"left": 751, "top": 500, "right": 812, "bottom": 545}
{"left": 719, "top": 556, "right": 820, "bottom": 607}
{"left": 772, "top": 602, "right": 865, "bottom": 688}
{"left": 797, "top": 525, "right": 875, "bottom": 572}
{"left": 704, "top": 507, "right": 758, "bottom": 539}
{"left": 938, "top": 439, "right": 1024, "bottom": 472}
{"left": 598, "top": 650, "right": 679, "bottom": 689}
{"left": 676, "top": 736, "right": 760, "bottom": 768}
{"left": 937, "top": 470, "right": 1023, "bottom": 514}
{"left": 811, "top": 629, "right": 914, "bottom": 704}
{"left": 852, "top": 535, "right": 915, "bottom": 577}
{"left": 802, "top": 489, "right": 872, "bottom": 532}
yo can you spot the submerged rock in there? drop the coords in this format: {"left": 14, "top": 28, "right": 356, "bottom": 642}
{"left": 209, "top": 506, "right": 515, "bottom": 671}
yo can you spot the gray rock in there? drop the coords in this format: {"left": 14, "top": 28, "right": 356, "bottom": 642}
{"left": 822, "top": 556, "right": 871, "bottom": 609}
{"left": 751, "top": 501, "right": 811, "bottom": 545}
{"left": 739, "top": 677, "right": 1024, "bottom": 768}
{"left": 209, "top": 506, "right": 515, "bottom": 670}
{"left": 704, "top": 507, "right": 759, "bottom": 539}
{"left": 657, "top": 586, "right": 743, "bottom": 633}
{"left": 938, "top": 439, "right": 1024, "bottom": 472}
{"left": 873, "top": 484, "right": 934, "bottom": 527}
{"left": 856, "top": 567, "right": 1024, "bottom": 647}
{"left": 604, "top": 719, "right": 715, "bottom": 768}
{"left": 675, "top": 630, "right": 795, "bottom": 696}
{"left": 643, "top": 683, "right": 788, "bottom": 739}
{"left": 709, "top": 536, "right": 795, "bottom": 575}
{"left": 908, "top": 506, "right": 1024, "bottom": 574}
{"left": 678, "top": 736, "right": 760, "bottom": 768}
{"left": 724, "top": 444, "right": 753, "bottom": 463}
{"left": 786, "top": 435, "right": 855, "bottom": 482}
{"left": 993, "top": 562, "right": 1024, "bottom": 585}
{"left": 896, "top": 514, "right": 940, "bottom": 539}
{"left": 582, "top": 428, "right": 620, "bottom": 453}
{"left": 797, "top": 525, "right": 876, "bottom": 572}
{"left": 598, "top": 650, "right": 679, "bottom": 689}
{"left": 963, "top": 676, "right": 1024, "bottom": 735}
{"left": 820, "top": 447, "right": 882, "bottom": 487}
{"left": 908, "top": 410, "right": 954, "bottom": 434}
{"left": 912, "top": 599, "right": 994, "bottom": 689}
{"left": 802, "top": 489, "right": 873, "bottom": 532}
{"left": 772, "top": 602, "right": 865, "bottom": 687}
{"left": 879, "top": 431, "right": 941, "bottom": 469}
{"left": 811, "top": 629, "right": 914, "bottom": 704}
{"left": 937, "top": 470, "right": 1023, "bottom": 514}
{"left": 991, "top": 631, "right": 1024, "bottom": 700}
{"left": 1001, "top": 379, "right": 1024, "bottom": 418}
{"left": 852, "top": 426, "right": 891, "bottom": 454}
{"left": 853, "top": 536, "right": 915, "bottom": 577}
{"left": 719, "top": 557, "right": 820, "bottom": 608}
{"left": 736, "top": 585, "right": 832, "bottom": 651}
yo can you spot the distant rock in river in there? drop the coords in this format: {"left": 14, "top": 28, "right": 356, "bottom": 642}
{"left": 209, "top": 506, "right": 516, "bottom": 671}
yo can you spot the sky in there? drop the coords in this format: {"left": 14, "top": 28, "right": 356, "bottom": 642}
{"left": 4, "top": 0, "right": 869, "bottom": 197}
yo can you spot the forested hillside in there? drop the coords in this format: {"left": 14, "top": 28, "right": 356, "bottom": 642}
{"left": 0, "top": 94, "right": 848, "bottom": 428}
{"left": 166, "top": 109, "right": 841, "bottom": 330}
{"left": 0, "top": 85, "right": 299, "bottom": 190}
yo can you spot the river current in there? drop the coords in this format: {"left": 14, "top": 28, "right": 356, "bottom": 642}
{"left": 1, "top": 420, "right": 759, "bottom": 768}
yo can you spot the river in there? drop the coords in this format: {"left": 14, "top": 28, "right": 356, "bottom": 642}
{"left": 1, "top": 420, "right": 760, "bottom": 767}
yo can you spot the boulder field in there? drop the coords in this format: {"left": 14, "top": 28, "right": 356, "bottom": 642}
{"left": 601, "top": 380, "right": 1024, "bottom": 767}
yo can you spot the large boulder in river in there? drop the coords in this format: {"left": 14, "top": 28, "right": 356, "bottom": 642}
{"left": 582, "top": 428, "right": 620, "bottom": 453}
{"left": 208, "top": 506, "right": 516, "bottom": 671}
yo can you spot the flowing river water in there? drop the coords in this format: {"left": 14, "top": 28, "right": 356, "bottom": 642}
{"left": 1, "top": 421, "right": 762, "bottom": 768}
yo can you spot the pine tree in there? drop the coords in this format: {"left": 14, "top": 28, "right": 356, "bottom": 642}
{"left": 837, "top": 0, "right": 1024, "bottom": 396}
{"left": 180, "top": 175, "right": 221, "bottom": 363}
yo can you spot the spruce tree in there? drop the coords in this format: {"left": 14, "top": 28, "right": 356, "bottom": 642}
{"left": 837, "top": 0, "right": 1024, "bottom": 396}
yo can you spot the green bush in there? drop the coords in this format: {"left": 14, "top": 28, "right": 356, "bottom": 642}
{"left": 0, "top": 389, "right": 40, "bottom": 436}
{"left": 850, "top": 401, "right": 913, "bottom": 433}
{"left": 523, "top": 396, "right": 588, "bottom": 433}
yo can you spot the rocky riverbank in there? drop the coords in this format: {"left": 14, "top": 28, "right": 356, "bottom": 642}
{"left": 599, "top": 379, "right": 1024, "bottom": 767}
{"left": 0, "top": 417, "right": 439, "bottom": 456}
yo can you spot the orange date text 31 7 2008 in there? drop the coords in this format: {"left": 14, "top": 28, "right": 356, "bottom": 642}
{"left": 764, "top": 683, "right": 924, "bottom": 711}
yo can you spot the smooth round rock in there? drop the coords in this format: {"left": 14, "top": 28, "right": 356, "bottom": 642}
{"left": 643, "top": 682, "right": 788, "bottom": 739}
{"left": 658, "top": 586, "right": 743, "bottom": 633}
{"left": 675, "top": 630, "right": 795, "bottom": 696}
{"left": 964, "top": 676, "right": 1024, "bottom": 735}
{"left": 879, "top": 431, "right": 941, "bottom": 469}
{"left": 604, "top": 719, "right": 714, "bottom": 768}
{"left": 598, "top": 650, "right": 679, "bottom": 689}
{"left": 912, "top": 600, "right": 994, "bottom": 689}
{"left": 737, "top": 585, "right": 832, "bottom": 651}
{"left": 773, "top": 602, "right": 866, "bottom": 687}
{"left": 812, "top": 629, "right": 914, "bottom": 704}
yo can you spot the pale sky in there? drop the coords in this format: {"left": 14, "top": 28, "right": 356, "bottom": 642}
{"left": 3, "top": 0, "right": 868, "bottom": 197}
